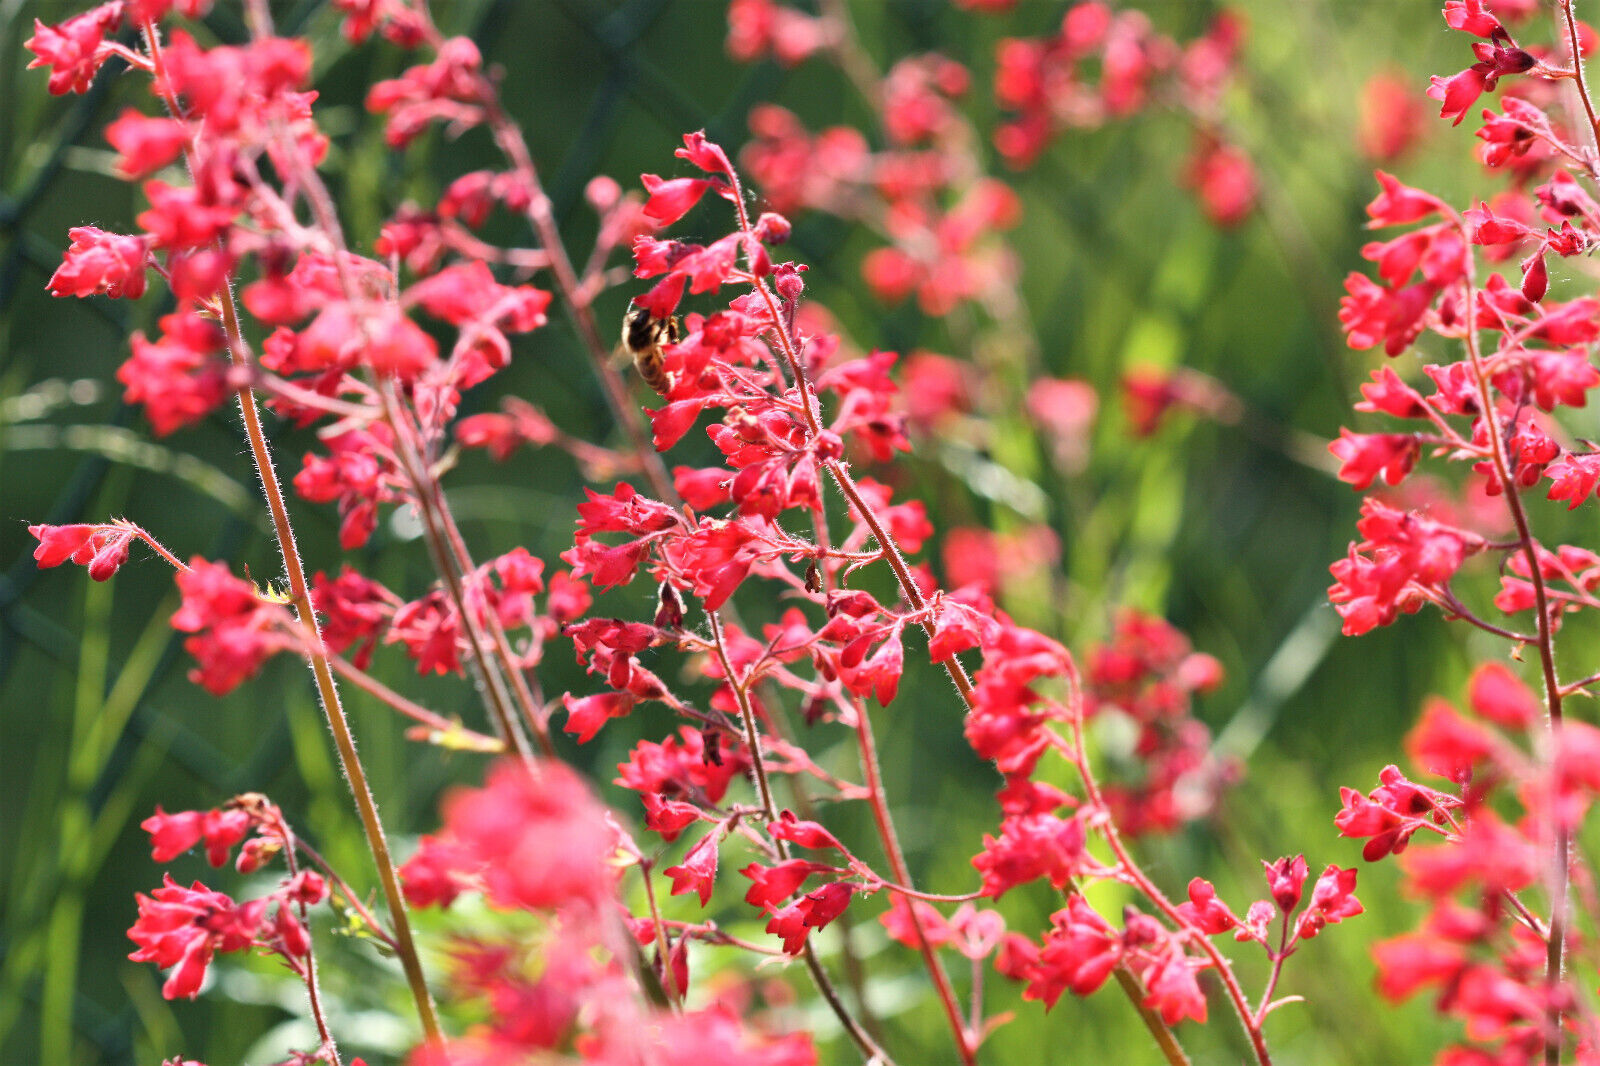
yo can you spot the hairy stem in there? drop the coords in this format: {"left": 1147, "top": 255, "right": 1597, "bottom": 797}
{"left": 138, "top": 17, "right": 441, "bottom": 1043}
{"left": 851, "top": 696, "right": 976, "bottom": 1062}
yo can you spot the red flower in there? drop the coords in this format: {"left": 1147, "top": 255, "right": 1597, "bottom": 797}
{"left": 879, "top": 892, "right": 957, "bottom": 951}
{"left": 128, "top": 875, "right": 266, "bottom": 1000}
{"left": 1183, "top": 137, "right": 1256, "bottom": 227}
{"left": 1398, "top": 812, "right": 1538, "bottom": 897}
{"left": 641, "top": 792, "right": 702, "bottom": 843}
{"left": 171, "top": 558, "right": 294, "bottom": 695}
{"left": 1329, "top": 429, "right": 1420, "bottom": 490}
{"left": 1141, "top": 953, "right": 1209, "bottom": 1025}
{"left": 663, "top": 829, "right": 721, "bottom": 906}
{"left": 764, "top": 882, "right": 856, "bottom": 954}
{"left": 1428, "top": 66, "right": 1491, "bottom": 126}
{"left": 47, "top": 227, "right": 151, "bottom": 300}
{"left": 1466, "top": 662, "right": 1539, "bottom": 728}
{"left": 1176, "top": 878, "right": 1239, "bottom": 936}
{"left": 399, "top": 835, "right": 466, "bottom": 909}
{"left": 1360, "top": 71, "right": 1427, "bottom": 161}
{"left": 1295, "top": 864, "right": 1363, "bottom": 939}
{"left": 973, "top": 811, "right": 1091, "bottom": 899}
{"left": 560, "top": 692, "right": 635, "bottom": 744}
{"left": 1022, "top": 895, "right": 1123, "bottom": 1008}
{"left": 104, "top": 109, "right": 189, "bottom": 179}
{"left": 1373, "top": 932, "right": 1467, "bottom": 1002}
{"left": 440, "top": 759, "right": 618, "bottom": 911}
{"left": 1443, "top": 0, "right": 1503, "bottom": 38}
{"left": 1262, "top": 854, "right": 1308, "bottom": 912}
{"left": 28, "top": 522, "right": 136, "bottom": 581}
{"left": 25, "top": 3, "right": 123, "bottom": 96}
{"left": 119, "top": 312, "right": 231, "bottom": 436}
{"left": 141, "top": 806, "right": 251, "bottom": 867}
{"left": 768, "top": 810, "right": 845, "bottom": 852}
{"left": 741, "top": 859, "right": 835, "bottom": 909}
{"left": 641, "top": 175, "right": 716, "bottom": 226}
{"left": 1367, "top": 170, "right": 1447, "bottom": 227}
{"left": 311, "top": 567, "right": 395, "bottom": 670}
{"left": 1405, "top": 697, "right": 1498, "bottom": 781}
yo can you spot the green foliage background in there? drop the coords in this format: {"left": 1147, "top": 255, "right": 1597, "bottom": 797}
{"left": 3, "top": 1, "right": 1587, "bottom": 1063}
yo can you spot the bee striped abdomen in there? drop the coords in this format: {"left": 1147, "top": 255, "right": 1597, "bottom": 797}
{"left": 622, "top": 304, "right": 680, "bottom": 397}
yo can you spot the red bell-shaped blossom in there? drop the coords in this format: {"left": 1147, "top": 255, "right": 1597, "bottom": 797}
{"left": 764, "top": 881, "right": 856, "bottom": 955}
{"left": 171, "top": 558, "right": 295, "bottom": 696}
{"left": 1295, "top": 864, "right": 1364, "bottom": 939}
{"left": 141, "top": 805, "right": 252, "bottom": 868}
{"left": 663, "top": 829, "right": 721, "bottom": 906}
{"left": 48, "top": 227, "right": 151, "bottom": 300}
{"left": 25, "top": 3, "right": 123, "bottom": 95}
{"left": 119, "top": 312, "right": 231, "bottom": 436}
{"left": 128, "top": 875, "right": 266, "bottom": 1000}
{"left": 439, "top": 759, "right": 619, "bottom": 911}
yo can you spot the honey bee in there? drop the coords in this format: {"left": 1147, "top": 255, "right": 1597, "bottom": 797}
{"left": 621, "top": 304, "right": 680, "bottom": 396}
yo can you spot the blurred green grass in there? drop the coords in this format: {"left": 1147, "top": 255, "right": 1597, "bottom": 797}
{"left": 0, "top": 0, "right": 1564, "bottom": 1063}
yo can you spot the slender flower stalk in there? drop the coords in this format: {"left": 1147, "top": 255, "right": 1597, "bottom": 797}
{"left": 136, "top": 15, "right": 442, "bottom": 1044}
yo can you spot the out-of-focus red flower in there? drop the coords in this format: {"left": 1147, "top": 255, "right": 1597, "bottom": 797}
{"left": 1359, "top": 71, "right": 1428, "bottom": 161}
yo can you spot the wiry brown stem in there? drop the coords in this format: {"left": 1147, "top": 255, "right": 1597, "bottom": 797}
{"left": 414, "top": 7, "right": 676, "bottom": 506}
{"left": 273, "top": 812, "right": 340, "bottom": 1065}
{"left": 138, "top": 18, "right": 441, "bottom": 1044}
{"left": 1561, "top": 0, "right": 1600, "bottom": 161}
{"left": 261, "top": 90, "right": 552, "bottom": 763}
{"left": 376, "top": 385, "right": 548, "bottom": 760}
{"left": 851, "top": 690, "right": 978, "bottom": 1063}
{"left": 326, "top": 653, "right": 504, "bottom": 752}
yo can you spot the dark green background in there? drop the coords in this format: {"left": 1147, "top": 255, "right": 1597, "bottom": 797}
{"left": 4, "top": 1, "right": 1591, "bottom": 1063}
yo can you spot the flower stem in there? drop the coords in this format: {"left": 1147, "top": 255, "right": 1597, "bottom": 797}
{"left": 850, "top": 689, "right": 977, "bottom": 1063}
{"left": 137, "top": 16, "right": 442, "bottom": 1045}
{"left": 1060, "top": 672, "right": 1268, "bottom": 1066}
{"left": 1455, "top": 222, "right": 1568, "bottom": 1065}
{"left": 707, "top": 612, "right": 897, "bottom": 1066}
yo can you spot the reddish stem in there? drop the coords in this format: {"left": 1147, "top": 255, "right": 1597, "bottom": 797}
{"left": 1453, "top": 217, "right": 1568, "bottom": 1065}
{"left": 706, "top": 613, "right": 897, "bottom": 1066}
{"left": 851, "top": 688, "right": 978, "bottom": 1061}
{"left": 1059, "top": 679, "right": 1271, "bottom": 1066}
{"left": 638, "top": 859, "right": 683, "bottom": 1007}
{"left": 326, "top": 653, "right": 504, "bottom": 751}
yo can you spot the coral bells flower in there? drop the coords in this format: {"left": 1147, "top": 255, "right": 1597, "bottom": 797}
{"left": 764, "top": 882, "right": 857, "bottom": 954}
{"left": 399, "top": 835, "right": 466, "bottom": 910}
{"left": 119, "top": 312, "right": 232, "bottom": 436}
{"left": 1183, "top": 136, "right": 1257, "bottom": 227}
{"left": 1296, "top": 864, "right": 1363, "bottom": 939}
{"left": 25, "top": 3, "right": 123, "bottom": 95}
{"left": 1360, "top": 71, "right": 1428, "bottom": 161}
{"left": 171, "top": 558, "right": 295, "bottom": 695}
{"left": 437, "top": 760, "right": 619, "bottom": 911}
{"left": 141, "top": 805, "right": 252, "bottom": 868}
{"left": 47, "top": 227, "right": 151, "bottom": 300}
{"left": 28, "top": 523, "right": 137, "bottom": 581}
{"left": 127, "top": 875, "right": 266, "bottom": 1000}
{"left": 1328, "top": 500, "right": 1482, "bottom": 636}
{"left": 103, "top": 109, "right": 189, "bottom": 179}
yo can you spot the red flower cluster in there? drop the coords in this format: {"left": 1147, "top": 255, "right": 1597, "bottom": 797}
{"left": 1081, "top": 610, "right": 1231, "bottom": 836}
{"left": 129, "top": 795, "right": 324, "bottom": 1001}
{"left": 991, "top": 4, "right": 1255, "bottom": 225}
{"left": 1338, "top": 666, "right": 1600, "bottom": 1060}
